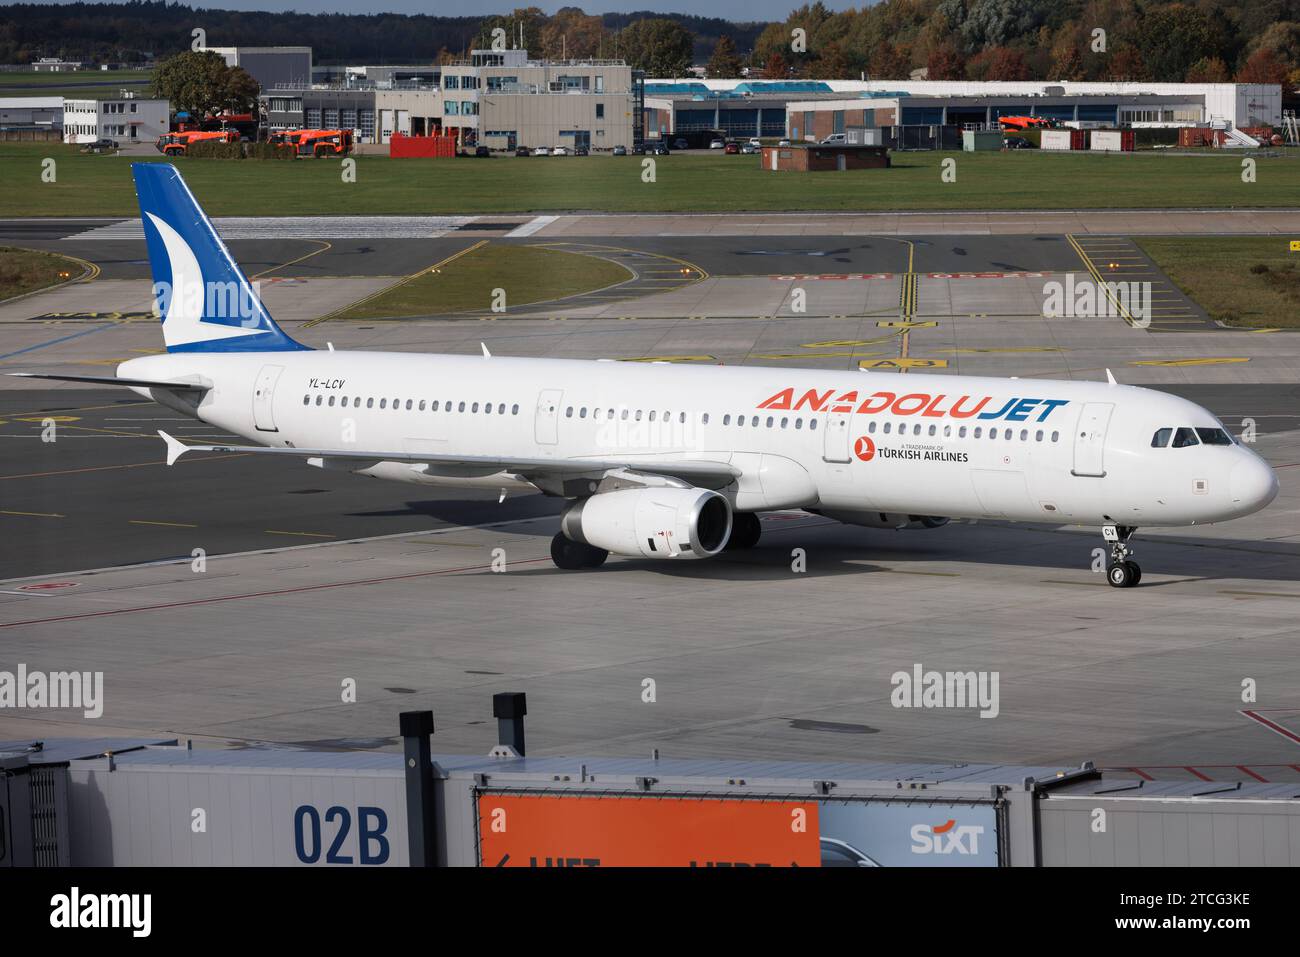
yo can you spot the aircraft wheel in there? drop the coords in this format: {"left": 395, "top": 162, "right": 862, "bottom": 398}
{"left": 551, "top": 533, "right": 607, "bottom": 570}
{"left": 1127, "top": 561, "right": 1142, "bottom": 586}
{"left": 1107, "top": 561, "right": 1137, "bottom": 588}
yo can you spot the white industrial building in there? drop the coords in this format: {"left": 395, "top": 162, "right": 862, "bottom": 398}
{"left": 62, "top": 95, "right": 169, "bottom": 144}
{"left": 0, "top": 96, "right": 64, "bottom": 131}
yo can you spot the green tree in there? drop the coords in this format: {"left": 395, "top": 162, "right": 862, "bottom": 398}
{"left": 707, "top": 34, "right": 744, "bottom": 79}
{"left": 869, "top": 41, "right": 913, "bottom": 80}
{"left": 763, "top": 51, "right": 790, "bottom": 79}
{"left": 1185, "top": 56, "right": 1231, "bottom": 82}
{"left": 150, "top": 50, "right": 259, "bottom": 117}
{"left": 926, "top": 40, "right": 966, "bottom": 80}
{"left": 475, "top": 7, "right": 548, "bottom": 54}
{"left": 1134, "top": 4, "right": 1221, "bottom": 81}
{"left": 616, "top": 18, "right": 694, "bottom": 77}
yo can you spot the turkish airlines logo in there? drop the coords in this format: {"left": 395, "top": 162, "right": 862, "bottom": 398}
{"left": 910, "top": 819, "right": 985, "bottom": 856}
{"left": 853, "top": 436, "right": 875, "bottom": 461}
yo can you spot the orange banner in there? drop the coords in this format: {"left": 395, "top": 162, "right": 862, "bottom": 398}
{"left": 479, "top": 794, "right": 820, "bottom": 867}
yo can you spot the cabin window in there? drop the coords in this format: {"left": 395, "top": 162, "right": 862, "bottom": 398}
{"left": 302, "top": 395, "right": 309, "bottom": 405}
{"left": 328, "top": 396, "right": 335, "bottom": 407}
{"left": 679, "top": 412, "right": 686, "bottom": 424}
{"left": 431, "top": 401, "right": 440, "bottom": 411}
{"left": 959, "top": 426, "right": 967, "bottom": 438}
{"left": 794, "top": 418, "right": 802, "bottom": 429}
{"left": 314, "top": 396, "right": 323, "bottom": 406}
{"left": 579, "top": 407, "right": 587, "bottom": 419}
{"left": 512, "top": 404, "right": 519, "bottom": 415}
{"left": 928, "top": 425, "right": 937, "bottom": 436}
{"left": 702, "top": 413, "right": 709, "bottom": 425}
{"left": 1051, "top": 431, "right": 1060, "bottom": 442}
{"left": 809, "top": 419, "right": 818, "bottom": 430}
{"left": 1035, "top": 430, "right": 1043, "bottom": 442}
{"left": 943, "top": 425, "right": 951, "bottom": 438}
{"left": 500, "top": 404, "right": 507, "bottom": 415}
{"left": 766, "top": 416, "right": 774, "bottom": 428}
{"left": 751, "top": 416, "right": 760, "bottom": 427}
{"left": 485, "top": 403, "right": 493, "bottom": 415}
{"left": 341, "top": 397, "right": 349, "bottom": 408}
{"left": 367, "top": 398, "right": 375, "bottom": 409}
{"left": 973, "top": 427, "right": 982, "bottom": 438}
{"left": 1020, "top": 429, "right": 1028, "bottom": 441}
{"left": 868, "top": 421, "right": 877, "bottom": 433}
{"left": 1172, "top": 427, "right": 1199, "bottom": 448}
{"left": 379, "top": 398, "right": 386, "bottom": 409}
{"left": 883, "top": 423, "right": 891, "bottom": 434}
{"left": 723, "top": 414, "right": 731, "bottom": 425}
{"left": 635, "top": 410, "right": 643, "bottom": 421}
{"left": 649, "top": 411, "right": 656, "bottom": 422}
{"left": 781, "top": 417, "right": 789, "bottom": 429}
{"left": 458, "top": 402, "right": 466, "bottom": 412}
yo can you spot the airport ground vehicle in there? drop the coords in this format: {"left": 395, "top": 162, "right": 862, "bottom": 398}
{"left": 15, "top": 163, "right": 1278, "bottom": 587}
{"left": 820, "top": 133, "right": 848, "bottom": 145}
{"left": 998, "top": 115, "right": 1052, "bottom": 131}
{"left": 155, "top": 130, "right": 237, "bottom": 156}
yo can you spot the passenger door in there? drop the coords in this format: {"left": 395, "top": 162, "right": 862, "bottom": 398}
{"left": 822, "top": 411, "right": 852, "bottom": 463}
{"left": 252, "top": 364, "right": 284, "bottom": 432}
{"left": 535, "top": 389, "right": 563, "bottom": 446}
{"left": 1072, "top": 402, "right": 1114, "bottom": 477}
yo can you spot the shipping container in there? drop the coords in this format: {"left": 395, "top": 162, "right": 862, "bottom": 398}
{"left": 1040, "top": 129, "right": 1074, "bottom": 151}
{"left": 1090, "top": 130, "right": 1135, "bottom": 152}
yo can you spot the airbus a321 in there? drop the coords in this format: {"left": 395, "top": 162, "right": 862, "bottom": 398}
{"left": 13, "top": 165, "right": 1279, "bottom": 586}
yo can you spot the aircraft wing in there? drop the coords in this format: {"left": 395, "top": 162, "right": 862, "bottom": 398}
{"left": 8, "top": 373, "right": 210, "bottom": 391}
{"left": 156, "top": 431, "right": 740, "bottom": 487}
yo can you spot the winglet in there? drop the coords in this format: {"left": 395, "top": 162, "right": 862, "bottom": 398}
{"left": 158, "top": 430, "right": 190, "bottom": 466}
{"left": 1105, "top": 368, "right": 1117, "bottom": 386}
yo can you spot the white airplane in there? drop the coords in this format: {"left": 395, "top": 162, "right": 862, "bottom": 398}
{"left": 13, "top": 164, "right": 1279, "bottom": 586}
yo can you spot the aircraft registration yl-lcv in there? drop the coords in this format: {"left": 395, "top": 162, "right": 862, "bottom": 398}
{"left": 13, "top": 165, "right": 1278, "bottom": 585}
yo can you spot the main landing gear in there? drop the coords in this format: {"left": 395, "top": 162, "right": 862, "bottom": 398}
{"left": 724, "top": 512, "right": 762, "bottom": 551}
{"left": 1103, "top": 524, "right": 1142, "bottom": 588}
{"left": 550, "top": 533, "right": 608, "bottom": 570}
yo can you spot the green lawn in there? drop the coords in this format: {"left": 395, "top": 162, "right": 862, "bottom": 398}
{"left": 1, "top": 142, "right": 1297, "bottom": 216}
{"left": 0, "top": 245, "right": 85, "bottom": 301}
{"left": 332, "top": 242, "right": 633, "bottom": 320}
{"left": 1136, "top": 236, "right": 1300, "bottom": 328}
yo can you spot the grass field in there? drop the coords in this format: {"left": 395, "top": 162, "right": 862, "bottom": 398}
{"left": 332, "top": 242, "right": 633, "bottom": 320}
{"left": 1137, "top": 236, "right": 1300, "bottom": 328}
{"left": 1, "top": 142, "right": 1297, "bottom": 216}
{"left": 0, "top": 69, "right": 151, "bottom": 101}
{"left": 0, "top": 245, "right": 84, "bottom": 301}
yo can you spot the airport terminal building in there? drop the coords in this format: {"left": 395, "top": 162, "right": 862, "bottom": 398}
{"left": 644, "top": 79, "right": 1284, "bottom": 141}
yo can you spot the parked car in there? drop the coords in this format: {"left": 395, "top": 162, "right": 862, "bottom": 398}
{"left": 612, "top": 144, "right": 628, "bottom": 156}
{"left": 574, "top": 146, "right": 589, "bottom": 156}
{"left": 740, "top": 142, "right": 758, "bottom": 154}
{"left": 748, "top": 137, "right": 762, "bottom": 148}
{"left": 474, "top": 145, "right": 491, "bottom": 157}
{"left": 724, "top": 141, "right": 740, "bottom": 154}
{"left": 1003, "top": 136, "right": 1034, "bottom": 150}
{"left": 778, "top": 138, "right": 791, "bottom": 146}
{"left": 81, "top": 138, "right": 119, "bottom": 153}
{"left": 646, "top": 141, "right": 669, "bottom": 155}
{"left": 630, "top": 143, "right": 646, "bottom": 155}
{"left": 551, "top": 146, "right": 568, "bottom": 156}
{"left": 515, "top": 145, "right": 531, "bottom": 157}
{"left": 708, "top": 138, "right": 725, "bottom": 149}
{"left": 673, "top": 138, "right": 689, "bottom": 150}
{"left": 820, "top": 133, "right": 848, "bottom": 145}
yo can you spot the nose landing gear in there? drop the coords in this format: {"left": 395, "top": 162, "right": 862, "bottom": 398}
{"left": 1103, "top": 524, "right": 1141, "bottom": 588}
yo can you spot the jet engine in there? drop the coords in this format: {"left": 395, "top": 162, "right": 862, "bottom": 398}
{"left": 561, "top": 487, "right": 733, "bottom": 560}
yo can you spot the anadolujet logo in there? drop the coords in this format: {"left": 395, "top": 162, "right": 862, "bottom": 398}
{"left": 911, "top": 818, "right": 986, "bottom": 856}
{"left": 49, "top": 887, "right": 151, "bottom": 937}
{"left": 0, "top": 664, "right": 103, "bottom": 718}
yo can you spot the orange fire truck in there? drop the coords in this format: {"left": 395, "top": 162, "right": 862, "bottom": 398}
{"left": 270, "top": 129, "right": 354, "bottom": 157}
{"left": 155, "top": 129, "right": 239, "bottom": 156}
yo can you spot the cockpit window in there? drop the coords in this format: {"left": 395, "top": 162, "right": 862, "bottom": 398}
{"left": 1172, "top": 427, "right": 1200, "bottom": 448}
{"left": 1195, "top": 427, "right": 1233, "bottom": 446}
{"left": 1151, "top": 428, "right": 1172, "bottom": 448}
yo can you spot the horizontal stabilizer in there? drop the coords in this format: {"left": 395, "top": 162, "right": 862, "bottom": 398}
{"left": 8, "top": 373, "right": 209, "bottom": 391}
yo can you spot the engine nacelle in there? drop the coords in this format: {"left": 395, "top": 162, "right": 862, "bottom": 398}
{"left": 562, "top": 487, "right": 732, "bottom": 560}
{"left": 813, "top": 509, "right": 950, "bottom": 530}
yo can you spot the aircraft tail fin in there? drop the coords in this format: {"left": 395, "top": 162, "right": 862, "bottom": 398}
{"left": 132, "top": 163, "right": 308, "bottom": 354}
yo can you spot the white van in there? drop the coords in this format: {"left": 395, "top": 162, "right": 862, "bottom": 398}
{"left": 820, "top": 133, "right": 848, "bottom": 145}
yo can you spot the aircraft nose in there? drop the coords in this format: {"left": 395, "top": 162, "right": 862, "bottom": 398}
{"left": 1230, "top": 456, "right": 1279, "bottom": 513}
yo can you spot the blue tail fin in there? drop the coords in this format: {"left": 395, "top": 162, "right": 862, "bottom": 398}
{"left": 132, "top": 163, "right": 308, "bottom": 353}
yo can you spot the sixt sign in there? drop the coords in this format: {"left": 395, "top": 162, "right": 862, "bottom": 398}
{"left": 758, "top": 388, "right": 1069, "bottom": 422}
